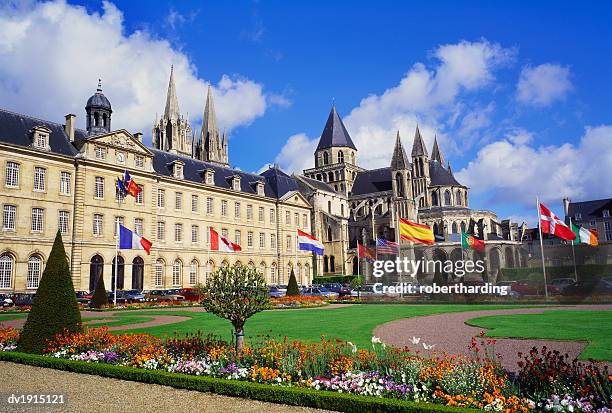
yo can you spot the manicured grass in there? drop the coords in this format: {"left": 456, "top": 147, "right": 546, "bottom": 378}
{"left": 122, "top": 304, "right": 535, "bottom": 348}
{"left": 0, "top": 313, "right": 153, "bottom": 328}
{"left": 0, "top": 313, "right": 27, "bottom": 321}
{"left": 466, "top": 310, "right": 612, "bottom": 361}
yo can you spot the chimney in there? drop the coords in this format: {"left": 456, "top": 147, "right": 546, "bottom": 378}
{"left": 64, "top": 114, "right": 76, "bottom": 142}
{"left": 134, "top": 132, "right": 143, "bottom": 142}
{"left": 563, "top": 197, "right": 571, "bottom": 217}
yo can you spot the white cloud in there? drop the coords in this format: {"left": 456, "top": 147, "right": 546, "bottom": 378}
{"left": 275, "top": 40, "right": 515, "bottom": 172}
{"left": 0, "top": 0, "right": 284, "bottom": 141}
{"left": 517, "top": 63, "right": 572, "bottom": 107}
{"left": 456, "top": 125, "right": 612, "bottom": 206}
{"left": 273, "top": 133, "right": 317, "bottom": 173}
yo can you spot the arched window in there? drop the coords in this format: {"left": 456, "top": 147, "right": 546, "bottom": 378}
{"left": 316, "top": 174, "right": 322, "bottom": 181}
{"left": 460, "top": 222, "right": 466, "bottom": 233}
{"left": 337, "top": 150, "right": 344, "bottom": 163}
{"left": 419, "top": 158, "right": 424, "bottom": 176}
{"left": 102, "top": 113, "right": 108, "bottom": 128}
{"left": 89, "top": 255, "right": 104, "bottom": 292}
{"left": 297, "top": 264, "right": 302, "bottom": 285}
{"left": 328, "top": 172, "right": 334, "bottom": 182}
{"left": 327, "top": 225, "right": 332, "bottom": 241}
{"left": 351, "top": 152, "right": 355, "bottom": 164}
{"left": 94, "top": 112, "right": 100, "bottom": 127}
{"left": 335, "top": 171, "right": 340, "bottom": 180}
{"left": 456, "top": 190, "right": 462, "bottom": 206}
{"left": 323, "top": 151, "right": 329, "bottom": 165}
{"left": 329, "top": 256, "right": 335, "bottom": 273}
{"left": 190, "top": 260, "right": 198, "bottom": 285}
{"left": 451, "top": 222, "right": 458, "bottom": 234}
{"left": 172, "top": 260, "right": 182, "bottom": 286}
{"left": 132, "top": 257, "right": 144, "bottom": 291}
{"left": 0, "top": 254, "right": 14, "bottom": 289}
{"left": 341, "top": 204, "right": 344, "bottom": 216}
{"left": 270, "top": 263, "right": 277, "bottom": 284}
{"left": 304, "top": 264, "right": 310, "bottom": 283}
{"left": 444, "top": 190, "right": 451, "bottom": 206}
{"left": 323, "top": 256, "right": 329, "bottom": 273}
{"left": 27, "top": 255, "right": 42, "bottom": 289}
{"left": 395, "top": 173, "right": 404, "bottom": 197}
{"left": 287, "top": 264, "right": 292, "bottom": 282}
{"left": 259, "top": 262, "right": 266, "bottom": 279}
{"left": 112, "top": 256, "right": 125, "bottom": 290}
{"left": 154, "top": 259, "right": 164, "bottom": 287}
{"left": 206, "top": 260, "right": 215, "bottom": 282}
{"left": 431, "top": 191, "right": 438, "bottom": 206}
{"left": 433, "top": 223, "right": 439, "bottom": 235}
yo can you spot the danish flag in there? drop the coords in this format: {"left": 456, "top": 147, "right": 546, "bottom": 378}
{"left": 539, "top": 202, "right": 576, "bottom": 241}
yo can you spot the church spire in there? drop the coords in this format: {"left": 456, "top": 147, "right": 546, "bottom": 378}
{"left": 164, "top": 65, "right": 180, "bottom": 121}
{"left": 431, "top": 135, "right": 445, "bottom": 166}
{"left": 391, "top": 130, "right": 410, "bottom": 170}
{"left": 411, "top": 124, "right": 428, "bottom": 157}
{"left": 202, "top": 84, "right": 218, "bottom": 137}
{"left": 196, "top": 84, "right": 228, "bottom": 166}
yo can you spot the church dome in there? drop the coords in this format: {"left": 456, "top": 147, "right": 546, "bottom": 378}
{"left": 86, "top": 83, "right": 112, "bottom": 111}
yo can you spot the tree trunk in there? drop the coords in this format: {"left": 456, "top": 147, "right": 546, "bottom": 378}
{"left": 235, "top": 328, "right": 244, "bottom": 352}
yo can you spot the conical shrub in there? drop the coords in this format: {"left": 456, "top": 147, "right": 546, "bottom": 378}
{"left": 18, "top": 231, "right": 82, "bottom": 353}
{"left": 286, "top": 268, "right": 301, "bottom": 296}
{"left": 91, "top": 274, "right": 108, "bottom": 308}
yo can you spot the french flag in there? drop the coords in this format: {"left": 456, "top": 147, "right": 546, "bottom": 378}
{"left": 297, "top": 229, "right": 324, "bottom": 256}
{"left": 119, "top": 225, "right": 152, "bottom": 255}
{"left": 210, "top": 228, "right": 241, "bottom": 252}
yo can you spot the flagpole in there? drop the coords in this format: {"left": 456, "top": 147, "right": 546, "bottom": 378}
{"left": 114, "top": 191, "right": 123, "bottom": 306}
{"left": 357, "top": 242, "right": 360, "bottom": 280}
{"left": 396, "top": 211, "right": 403, "bottom": 298}
{"left": 536, "top": 197, "right": 549, "bottom": 298}
{"left": 569, "top": 217, "right": 578, "bottom": 281}
{"left": 207, "top": 225, "right": 211, "bottom": 282}
{"left": 295, "top": 230, "right": 298, "bottom": 282}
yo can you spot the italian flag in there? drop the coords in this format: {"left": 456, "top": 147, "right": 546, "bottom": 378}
{"left": 571, "top": 223, "right": 598, "bottom": 246}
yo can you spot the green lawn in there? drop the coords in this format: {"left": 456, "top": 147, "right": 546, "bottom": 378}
{"left": 466, "top": 310, "right": 612, "bottom": 361}
{"left": 118, "top": 304, "right": 535, "bottom": 349}
{"left": 0, "top": 313, "right": 153, "bottom": 328}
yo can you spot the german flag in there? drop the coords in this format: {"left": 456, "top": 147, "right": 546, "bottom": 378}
{"left": 399, "top": 218, "right": 435, "bottom": 245}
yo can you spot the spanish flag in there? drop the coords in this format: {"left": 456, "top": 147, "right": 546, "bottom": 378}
{"left": 399, "top": 218, "right": 435, "bottom": 245}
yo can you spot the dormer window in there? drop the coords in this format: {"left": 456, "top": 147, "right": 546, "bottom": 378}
{"left": 231, "top": 176, "right": 241, "bottom": 191}
{"left": 31, "top": 126, "right": 51, "bottom": 151}
{"left": 204, "top": 169, "right": 215, "bottom": 185}
{"left": 170, "top": 160, "right": 184, "bottom": 179}
{"left": 604, "top": 210, "right": 610, "bottom": 218}
{"left": 255, "top": 181, "right": 265, "bottom": 196}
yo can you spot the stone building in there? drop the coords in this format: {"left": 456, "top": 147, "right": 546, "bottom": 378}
{"left": 0, "top": 69, "right": 314, "bottom": 294}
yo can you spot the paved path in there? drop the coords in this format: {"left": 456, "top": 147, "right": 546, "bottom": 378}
{"left": 0, "top": 362, "right": 329, "bottom": 413}
{"left": 374, "top": 304, "right": 612, "bottom": 372}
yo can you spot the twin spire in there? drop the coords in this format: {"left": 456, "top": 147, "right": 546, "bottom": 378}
{"left": 392, "top": 125, "right": 447, "bottom": 169}
{"left": 164, "top": 65, "right": 180, "bottom": 121}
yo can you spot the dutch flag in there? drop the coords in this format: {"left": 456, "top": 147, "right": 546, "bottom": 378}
{"left": 119, "top": 225, "right": 152, "bottom": 255}
{"left": 297, "top": 229, "right": 324, "bottom": 256}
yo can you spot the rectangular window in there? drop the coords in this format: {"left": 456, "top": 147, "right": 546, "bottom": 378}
{"left": 157, "top": 221, "right": 165, "bottom": 240}
{"left": 31, "top": 208, "right": 44, "bottom": 232}
{"left": 235, "top": 230, "right": 241, "bottom": 245}
{"left": 3, "top": 205, "right": 16, "bottom": 230}
{"left": 134, "top": 218, "right": 143, "bottom": 236}
{"left": 192, "top": 225, "right": 199, "bottom": 243}
{"left": 114, "top": 216, "right": 124, "bottom": 236}
{"left": 27, "top": 256, "right": 41, "bottom": 289}
{"left": 59, "top": 211, "right": 70, "bottom": 234}
{"left": 175, "top": 223, "right": 183, "bottom": 242}
{"left": 154, "top": 263, "right": 163, "bottom": 287}
{"left": 294, "top": 212, "right": 299, "bottom": 226}
{"left": 259, "top": 233, "right": 265, "bottom": 249}
{"left": 259, "top": 207, "right": 264, "bottom": 222}
{"left": 95, "top": 177, "right": 104, "bottom": 199}
{"left": 175, "top": 192, "right": 182, "bottom": 210}
{"left": 157, "top": 189, "right": 165, "bottom": 208}
{"left": 206, "top": 197, "right": 213, "bottom": 214}
{"left": 5, "top": 162, "right": 19, "bottom": 188}
{"left": 221, "top": 228, "right": 228, "bottom": 238}
{"left": 605, "top": 222, "right": 611, "bottom": 231}
{"left": 192, "top": 195, "right": 198, "bottom": 213}
{"left": 270, "top": 234, "right": 276, "bottom": 249}
{"left": 235, "top": 202, "right": 241, "bottom": 218}
{"left": 285, "top": 211, "right": 290, "bottom": 224}
{"left": 221, "top": 200, "right": 228, "bottom": 216}
{"left": 270, "top": 209, "right": 275, "bottom": 223}
{"left": 135, "top": 185, "right": 143, "bottom": 204}
{"left": 34, "top": 167, "right": 46, "bottom": 191}
{"left": 247, "top": 204, "right": 253, "bottom": 220}
{"left": 135, "top": 155, "right": 144, "bottom": 168}
{"left": 95, "top": 146, "right": 106, "bottom": 159}
{"left": 286, "top": 235, "right": 292, "bottom": 251}
{"left": 60, "top": 172, "right": 71, "bottom": 195}
{"left": 247, "top": 231, "right": 253, "bottom": 248}
{"left": 36, "top": 133, "right": 46, "bottom": 148}
{"left": 93, "top": 214, "right": 103, "bottom": 236}
{"left": 302, "top": 214, "right": 308, "bottom": 230}
{"left": 189, "top": 263, "right": 197, "bottom": 285}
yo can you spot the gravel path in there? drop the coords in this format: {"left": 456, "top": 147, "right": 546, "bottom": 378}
{"left": 373, "top": 305, "right": 612, "bottom": 372}
{"left": 0, "top": 362, "right": 330, "bottom": 413}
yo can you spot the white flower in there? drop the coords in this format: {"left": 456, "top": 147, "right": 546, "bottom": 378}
{"left": 371, "top": 336, "right": 382, "bottom": 344}
{"left": 410, "top": 336, "right": 421, "bottom": 345}
{"left": 422, "top": 343, "right": 436, "bottom": 350}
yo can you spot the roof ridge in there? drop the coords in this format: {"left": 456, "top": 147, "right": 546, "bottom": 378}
{"left": 0, "top": 107, "right": 72, "bottom": 129}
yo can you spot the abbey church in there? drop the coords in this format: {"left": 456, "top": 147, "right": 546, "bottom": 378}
{"left": 0, "top": 68, "right": 524, "bottom": 293}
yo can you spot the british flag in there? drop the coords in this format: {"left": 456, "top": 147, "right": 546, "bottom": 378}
{"left": 376, "top": 237, "right": 399, "bottom": 255}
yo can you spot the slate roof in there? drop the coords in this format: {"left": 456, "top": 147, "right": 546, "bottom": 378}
{"left": 390, "top": 131, "right": 410, "bottom": 170}
{"left": 568, "top": 198, "right": 612, "bottom": 220}
{"left": 411, "top": 125, "right": 428, "bottom": 157}
{"left": 0, "top": 108, "right": 84, "bottom": 157}
{"left": 429, "top": 161, "right": 461, "bottom": 186}
{"left": 430, "top": 136, "right": 445, "bottom": 166}
{"left": 296, "top": 175, "right": 336, "bottom": 193}
{"left": 351, "top": 167, "right": 393, "bottom": 195}
{"left": 259, "top": 166, "right": 301, "bottom": 198}
{"left": 315, "top": 106, "right": 357, "bottom": 150}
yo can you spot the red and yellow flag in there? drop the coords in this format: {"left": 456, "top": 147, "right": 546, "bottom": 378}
{"left": 399, "top": 218, "right": 435, "bottom": 245}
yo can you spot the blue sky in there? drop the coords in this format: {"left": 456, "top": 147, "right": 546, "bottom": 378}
{"left": 1, "top": 1, "right": 611, "bottom": 225}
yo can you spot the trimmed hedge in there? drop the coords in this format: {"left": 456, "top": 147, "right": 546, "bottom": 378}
{"left": 501, "top": 264, "right": 612, "bottom": 281}
{"left": 0, "top": 351, "right": 479, "bottom": 413}
{"left": 313, "top": 275, "right": 357, "bottom": 284}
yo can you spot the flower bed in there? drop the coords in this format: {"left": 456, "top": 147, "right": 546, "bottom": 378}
{"left": 0, "top": 327, "right": 609, "bottom": 412}
{"left": 270, "top": 296, "right": 327, "bottom": 308}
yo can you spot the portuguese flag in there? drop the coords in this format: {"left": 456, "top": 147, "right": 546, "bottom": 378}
{"left": 461, "top": 231, "right": 485, "bottom": 252}
{"left": 570, "top": 223, "right": 598, "bottom": 246}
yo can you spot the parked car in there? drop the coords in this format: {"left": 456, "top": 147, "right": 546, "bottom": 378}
{"left": 0, "top": 293, "right": 14, "bottom": 307}
{"left": 277, "top": 285, "right": 288, "bottom": 294}
{"left": 301, "top": 287, "right": 338, "bottom": 298}
{"left": 13, "top": 293, "right": 35, "bottom": 307}
{"left": 268, "top": 286, "right": 285, "bottom": 298}
{"left": 162, "top": 289, "right": 186, "bottom": 301}
{"left": 75, "top": 291, "right": 90, "bottom": 304}
{"left": 143, "top": 289, "right": 166, "bottom": 302}
{"left": 124, "top": 289, "right": 145, "bottom": 303}
{"left": 106, "top": 291, "right": 127, "bottom": 304}
{"left": 561, "top": 278, "right": 612, "bottom": 296}
{"left": 179, "top": 288, "right": 203, "bottom": 302}
{"left": 495, "top": 281, "right": 520, "bottom": 297}
{"left": 549, "top": 278, "right": 576, "bottom": 290}
{"left": 350, "top": 284, "right": 383, "bottom": 298}
{"left": 511, "top": 280, "right": 559, "bottom": 296}
{"left": 322, "top": 283, "right": 352, "bottom": 296}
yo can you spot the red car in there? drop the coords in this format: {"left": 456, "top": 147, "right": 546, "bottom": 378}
{"left": 511, "top": 280, "right": 559, "bottom": 296}
{"left": 179, "top": 288, "right": 204, "bottom": 302}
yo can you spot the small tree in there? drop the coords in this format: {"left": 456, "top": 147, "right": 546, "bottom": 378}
{"left": 18, "top": 231, "right": 82, "bottom": 353}
{"left": 201, "top": 263, "right": 269, "bottom": 351}
{"left": 90, "top": 275, "right": 108, "bottom": 308}
{"left": 350, "top": 275, "right": 364, "bottom": 299}
{"left": 286, "top": 268, "right": 301, "bottom": 296}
